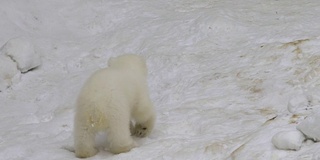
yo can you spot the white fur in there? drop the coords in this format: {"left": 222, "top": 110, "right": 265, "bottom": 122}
{"left": 74, "top": 54, "right": 155, "bottom": 158}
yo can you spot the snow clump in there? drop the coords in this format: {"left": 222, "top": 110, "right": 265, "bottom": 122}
{"left": 272, "top": 130, "right": 305, "bottom": 151}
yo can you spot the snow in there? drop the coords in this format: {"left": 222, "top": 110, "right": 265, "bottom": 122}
{"left": 1, "top": 37, "right": 41, "bottom": 73}
{"left": 1, "top": 0, "right": 320, "bottom": 160}
{"left": 297, "top": 112, "right": 320, "bottom": 142}
{"left": 272, "top": 130, "right": 305, "bottom": 151}
{"left": 287, "top": 94, "right": 312, "bottom": 115}
{"left": 288, "top": 91, "right": 320, "bottom": 116}
{"left": 0, "top": 37, "right": 40, "bottom": 91}
{"left": 0, "top": 54, "right": 20, "bottom": 91}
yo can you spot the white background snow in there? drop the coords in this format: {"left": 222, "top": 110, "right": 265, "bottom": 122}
{"left": 1, "top": 0, "right": 320, "bottom": 160}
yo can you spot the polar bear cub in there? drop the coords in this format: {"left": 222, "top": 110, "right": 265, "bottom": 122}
{"left": 74, "top": 54, "right": 156, "bottom": 158}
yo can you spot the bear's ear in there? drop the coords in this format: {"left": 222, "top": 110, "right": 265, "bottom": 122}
{"left": 108, "top": 57, "right": 115, "bottom": 67}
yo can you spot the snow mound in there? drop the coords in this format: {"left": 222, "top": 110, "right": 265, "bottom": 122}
{"left": 1, "top": 37, "right": 41, "bottom": 73}
{"left": 272, "top": 130, "right": 305, "bottom": 151}
{"left": 297, "top": 113, "right": 320, "bottom": 142}
{"left": 287, "top": 93, "right": 320, "bottom": 116}
{"left": 288, "top": 94, "right": 312, "bottom": 115}
{"left": 0, "top": 37, "right": 41, "bottom": 91}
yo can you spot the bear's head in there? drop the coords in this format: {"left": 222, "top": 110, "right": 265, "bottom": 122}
{"left": 108, "top": 54, "right": 148, "bottom": 76}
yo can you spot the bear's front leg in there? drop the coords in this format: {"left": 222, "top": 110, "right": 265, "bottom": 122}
{"left": 133, "top": 115, "right": 155, "bottom": 137}
{"left": 132, "top": 92, "right": 156, "bottom": 138}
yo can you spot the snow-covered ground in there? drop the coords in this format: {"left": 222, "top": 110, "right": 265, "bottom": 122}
{"left": 1, "top": 0, "right": 320, "bottom": 159}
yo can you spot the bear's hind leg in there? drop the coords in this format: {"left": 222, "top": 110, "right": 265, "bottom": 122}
{"left": 74, "top": 124, "right": 98, "bottom": 158}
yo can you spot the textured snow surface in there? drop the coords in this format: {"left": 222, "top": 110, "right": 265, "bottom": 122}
{"left": 1, "top": 0, "right": 320, "bottom": 160}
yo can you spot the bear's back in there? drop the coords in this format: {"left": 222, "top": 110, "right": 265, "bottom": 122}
{"left": 78, "top": 67, "right": 143, "bottom": 108}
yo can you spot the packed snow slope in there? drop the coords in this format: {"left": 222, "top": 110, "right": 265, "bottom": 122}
{"left": 1, "top": 0, "right": 320, "bottom": 159}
